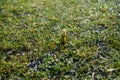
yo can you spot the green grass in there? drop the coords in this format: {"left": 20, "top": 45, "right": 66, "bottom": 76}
{"left": 0, "top": 0, "right": 120, "bottom": 79}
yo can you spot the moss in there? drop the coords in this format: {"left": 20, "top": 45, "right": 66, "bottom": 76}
{"left": 0, "top": 0, "right": 120, "bottom": 79}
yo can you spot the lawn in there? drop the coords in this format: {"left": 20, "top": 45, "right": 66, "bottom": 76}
{"left": 0, "top": 0, "right": 120, "bottom": 79}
